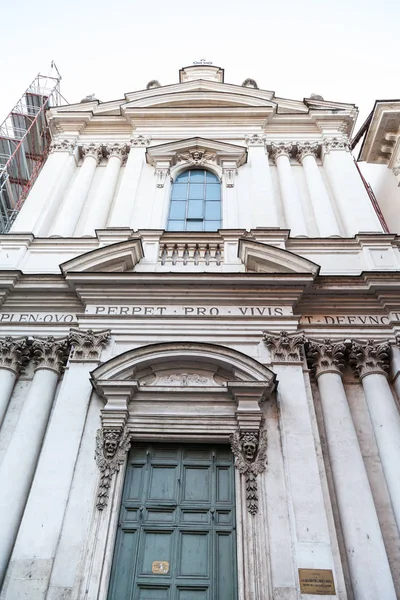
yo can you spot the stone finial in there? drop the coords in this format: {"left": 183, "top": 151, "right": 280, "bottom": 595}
{"left": 0, "top": 336, "right": 30, "bottom": 374}
{"left": 349, "top": 339, "right": 390, "bottom": 379}
{"left": 95, "top": 426, "right": 131, "bottom": 510}
{"left": 31, "top": 336, "right": 70, "bottom": 375}
{"left": 270, "top": 142, "right": 293, "bottom": 163}
{"left": 81, "top": 143, "right": 103, "bottom": 163}
{"left": 263, "top": 331, "right": 305, "bottom": 363}
{"left": 244, "top": 133, "right": 267, "bottom": 146}
{"left": 69, "top": 328, "right": 111, "bottom": 362}
{"left": 306, "top": 338, "right": 346, "bottom": 377}
{"left": 296, "top": 141, "right": 319, "bottom": 163}
{"left": 230, "top": 428, "right": 267, "bottom": 515}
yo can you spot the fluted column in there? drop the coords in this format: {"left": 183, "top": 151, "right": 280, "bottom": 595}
{"left": 51, "top": 143, "right": 103, "bottom": 236}
{"left": 3, "top": 329, "right": 111, "bottom": 599}
{"left": 245, "top": 134, "right": 279, "bottom": 228}
{"left": 296, "top": 142, "right": 341, "bottom": 237}
{"left": 322, "top": 137, "right": 383, "bottom": 235}
{"left": 11, "top": 139, "right": 76, "bottom": 235}
{"left": 0, "top": 336, "right": 69, "bottom": 586}
{"left": 350, "top": 340, "right": 400, "bottom": 535}
{"left": 307, "top": 339, "right": 396, "bottom": 600}
{"left": 108, "top": 135, "right": 150, "bottom": 228}
{"left": 0, "top": 336, "right": 30, "bottom": 427}
{"left": 81, "top": 144, "right": 127, "bottom": 235}
{"left": 270, "top": 142, "right": 308, "bottom": 236}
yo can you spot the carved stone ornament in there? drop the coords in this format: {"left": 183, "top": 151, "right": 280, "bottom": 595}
{"left": 154, "top": 373, "right": 213, "bottom": 386}
{"left": 155, "top": 168, "right": 170, "bottom": 188}
{"left": 49, "top": 139, "right": 76, "bottom": 154}
{"left": 263, "top": 331, "right": 305, "bottom": 363}
{"left": 0, "top": 336, "right": 30, "bottom": 374}
{"left": 270, "top": 142, "right": 293, "bottom": 162}
{"left": 296, "top": 141, "right": 319, "bottom": 163}
{"left": 131, "top": 135, "right": 151, "bottom": 147}
{"left": 31, "top": 336, "right": 70, "bottom": 374}
{"left": 68, "top": 328, "right": 111, "bottom": 362}
{"left": 95, "top": 427, "right": 131, "bottom": 510}
{"left": 244, "top": 133, "right": 267, "bottom": 147}
{"left": 176, "top": 150, "right": 217, "bottom": 166}
{"left": 230, "top": 428, "right": 268, "bottom": 515}
{"left": 223, "top": 168, "right": 237, "bottom": 188}
{"left": 306, "top": 338, "right": 346, "bottom": 377}
{"left": 322, "top": 136, "right": 350, "bottom": 153}
{"left": 349, "top": 339, "right": 390, "bottom": 379}
{"left": 105, "top": 143, "right": 128, "bottom": 163}
{"left": 81, "top": 143, "right": 103, "bottom": 163}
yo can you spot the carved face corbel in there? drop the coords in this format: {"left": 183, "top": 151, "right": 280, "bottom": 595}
{"left": 240, "top": 431, "right": 259, "bottom": 462}
{"left": 103, "top": 430, "right": 120, "bottom": 459}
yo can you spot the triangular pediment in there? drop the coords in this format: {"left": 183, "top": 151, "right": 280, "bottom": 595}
{"left": 146, "top": 137, "right": 247, "bottom": 167}
{"left": 239, "top": 239, "right": 320, "bottom": 275}
{"left": 60, "top": 239, "right": 143, "bottom": 274}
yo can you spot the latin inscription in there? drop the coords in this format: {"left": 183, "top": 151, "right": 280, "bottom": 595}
{"left": 299, "top": 568, "right": 336, "bottom": 595}
{"left": 86, "top": 305, "right": 289, "bottom": 317}
{"left": 0, "top": 313, "right": 76, "bottom": 323}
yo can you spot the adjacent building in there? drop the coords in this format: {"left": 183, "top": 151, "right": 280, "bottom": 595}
{"left": 1, "top": 64, "right": 400, "bottom": 600}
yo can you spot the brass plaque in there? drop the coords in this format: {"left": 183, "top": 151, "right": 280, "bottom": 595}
{"left": 299, "top": 569, "right": 336, "bottom": 595}
{"left": 152, "top": 560, "right": 169, "bottom": 574}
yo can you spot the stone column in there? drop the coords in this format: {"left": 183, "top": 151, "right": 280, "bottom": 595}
{"left": 245, "top": 134, "right": 280, "bottom": 228}
{"left": 350, "top": 340, "right": 400, "bottom": 535}
{"left": 307, "top": 339, "right": 396, "bottom": 600}
{"left": 270, "top": 142, "right": 308, "bottom": 236}
{"left": 11, "top": 139, "right": 76, "bottom": 235}
{"left": 263, "top": 332, "right": 336, "bottom": 575}
{"left": 296, "top": 142, "right": 341, "bottom": 237}
{"left": 2, "top": 329, "right": 110, "bottom": 599}
{"left": 322, "top": 137, "right": 383, "bottom": 236}
{"left": 51, "top": 143, "right": 103, "bottom": 236}
{"left": 108, "top": 135, "right": 150, "bottom": 228}
{"left": 391, "top": 339, "right": 400, "bottom": 402}
{"left": 81, "top": 144, "right": 127, "bottom": 235}
{"left": 0, "top": 336, "right": 69, "bottom": 586}
{"left": 0, "top": 336, "right": 30, "bottom": 426}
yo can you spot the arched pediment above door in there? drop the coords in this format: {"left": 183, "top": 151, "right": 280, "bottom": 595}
{"left": 239, "top": 239, "right": 320, "bottom": 275}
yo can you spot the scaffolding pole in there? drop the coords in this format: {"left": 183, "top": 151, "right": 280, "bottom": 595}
{"left": 0, "top": 69, "right": 62, "bottom": 233}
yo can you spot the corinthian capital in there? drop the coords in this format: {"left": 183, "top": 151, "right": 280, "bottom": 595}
{"left": 349, "top": 339, "right": 390, "bottom": 379}
{"left": 0, "top": 336, "right": 30, "bottom": 374}
{"left": 131, "top": 135, "right": 151, "bottom": 147}
{"left": 245, "top": 133, "right": 267, "bottom": 147}
{"left": 263, "top": 331, "right": 305, "bottom": 363}
{"left": 81, "top": 143, "right": 103, "bottom": 163}
{"left": 69, "top": 328, "right": 111, "bottom": 362}
{"left": 322, "top": 136, "right": 350, "bottom": 153}
{"left": 31, "top": 336, "right": 70, "bottom": 375}
{"left": 49, "top": 139, "right": 76, "bottom": 154}
{"left": 296, "top": 141, "right": 319, "bottom": 163}
{"left": 105, "top": 143, "right": 128, "bottom": 163}
{"left": 306, "top": 338, "right": 346, "bottom": 377}
{"left": 270, "top": 142, "right": 293, "bottom": 163}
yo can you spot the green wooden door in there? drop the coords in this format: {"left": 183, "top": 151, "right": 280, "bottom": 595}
{"left": 108, "top": 444, "right": 237, "bottom": 600}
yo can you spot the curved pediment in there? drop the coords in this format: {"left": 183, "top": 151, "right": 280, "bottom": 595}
{"left": 60, "top": 239, "right": 143, "bottom": 274}
{"left": 239, "top": 239, "right": 320, "bottom": 275}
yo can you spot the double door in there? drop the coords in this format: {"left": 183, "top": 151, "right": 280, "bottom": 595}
{"left": 108, "top": 443, "right": 237, "bottom": 600}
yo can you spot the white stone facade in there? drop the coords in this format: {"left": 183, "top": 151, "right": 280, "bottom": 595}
{"left": 1, "top": 65, "right": 400, "bottom": 600}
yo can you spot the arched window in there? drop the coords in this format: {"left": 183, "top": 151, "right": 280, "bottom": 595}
{"left": 167, "top": 169, "right": 221, "bottom": 231}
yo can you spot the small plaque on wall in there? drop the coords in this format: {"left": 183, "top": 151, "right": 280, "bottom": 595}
{"left": 152, "top": 561, "right": 169, "bottom": 574}
{"left": 299, "top": 569, "right": 336, "bottom": 595}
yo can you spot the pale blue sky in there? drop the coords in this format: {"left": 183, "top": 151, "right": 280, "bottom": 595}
{"left": 0, "top": 0, "right": 398, "bottom": 130}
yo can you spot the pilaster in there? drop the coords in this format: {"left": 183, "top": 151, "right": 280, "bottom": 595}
{"left": 0, "top": 336, "right": 30, "bottom": 426}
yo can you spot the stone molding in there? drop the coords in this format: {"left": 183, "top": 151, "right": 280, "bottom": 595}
{"left": 270, "top": 141, "right": 293, "bottom": 162}
{"left": 95, "top": 426, "right": 131, "bottom": 510}
{"left": 176, "top": 150, "right": 217, "bottom": 166}
{"left": 322, "top": 136, "right": 351, "bottom": 153}
{"left": 263, "top": 330, "right": 305, "bottom": 363}
{"left": 306, "top": 338, "right": 346, "bottom": 377}
{"left": 69, "top": 328, "right": 111, "bottom": 362}
{"left": 131, "top": 134, "right": 151, "bottom": 147}
{"left": 81, "top": 143, "right": 103, "bottom": 164}
{"left": 0, "top": 336, "right": 30, "bottom": 374}
{"left": 230, "top": 426, "right": 268, "bottom": 515}
{"left": 49, "top": 138, "right": 76, "bottom": 154}
{"left": 31, "top": 335, "right": 70, "bottom": 374}
{"left": 244, "top": 133, "right": 267, "bottom": 147}
{"left": 155, "top": 167, "right": 170, "bottom": 188}
{"left": 296, "top": 141, "right": 319, "bottom": 163}
{"left": 104, "top": 143, "right": 128, "bottom": 163}
{"left": 223, "top": 167, "right": 237, "bottom": 187}
{"left": 349, "top": 339, "right": 390, "bottom": 379}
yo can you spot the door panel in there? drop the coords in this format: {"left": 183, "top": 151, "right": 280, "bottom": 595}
{"left": 108, "top": 444, "right": 237, "bottom": 600}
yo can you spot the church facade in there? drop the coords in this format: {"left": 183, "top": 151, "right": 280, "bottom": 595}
{"left": 1, "top": 64, "right": 400, "bottom": 600}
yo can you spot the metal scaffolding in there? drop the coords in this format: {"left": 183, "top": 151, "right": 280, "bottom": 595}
{"left": 0, "top": 68, "right": 62, "bottom": 233}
